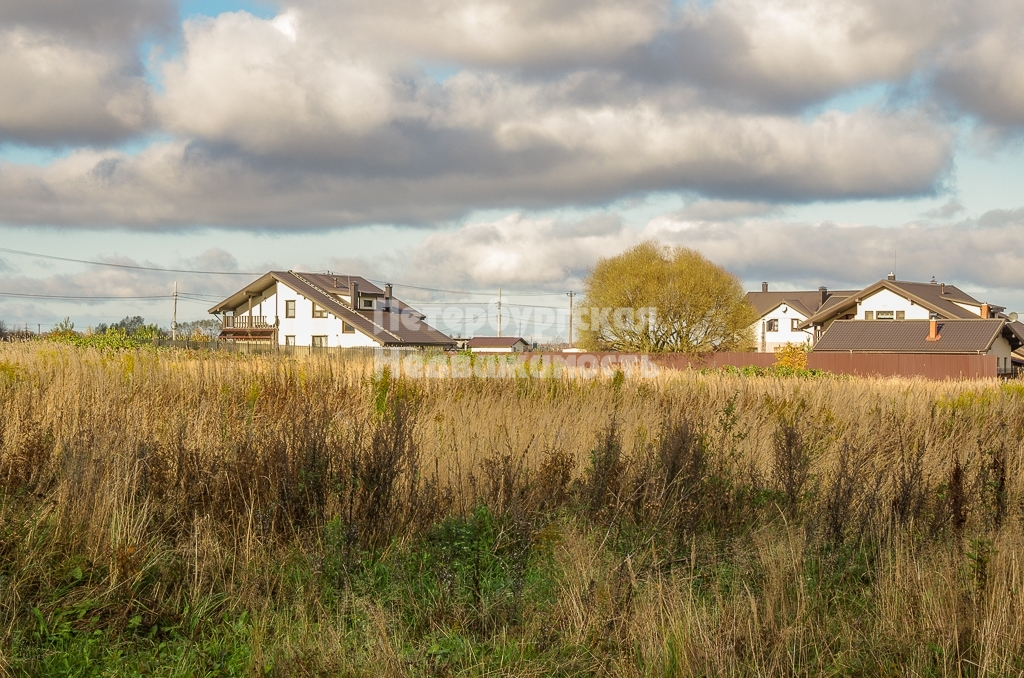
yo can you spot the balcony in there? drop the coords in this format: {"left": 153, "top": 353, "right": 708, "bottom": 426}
{"left": 223, "top": 316, "right": 273, "bottom": 329}
{"left": 220, "top": 315, "right": 276, "bottom": 342}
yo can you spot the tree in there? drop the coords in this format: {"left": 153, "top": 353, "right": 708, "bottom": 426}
{"left": 578, "top": 241, "right": 756, "bottom": 353}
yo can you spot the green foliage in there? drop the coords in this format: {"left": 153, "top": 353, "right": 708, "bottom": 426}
{"left": 45, "top": 327, "right": 149, "bottom": 350}
{"left": 578, "top": 240, "right": 757, "bottom": 353}
{"left": 716, "top": 364, "right": 829, "bottom": 378}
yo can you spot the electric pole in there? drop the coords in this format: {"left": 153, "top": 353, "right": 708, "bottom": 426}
{"left": 497, "top": 288, "right": 502, "bottom": 337}
{"left": 172, "top": 281, "right": 178, "bottom": 341}
{"left": 567, "top": 291, "right": 575, "bottom": 348}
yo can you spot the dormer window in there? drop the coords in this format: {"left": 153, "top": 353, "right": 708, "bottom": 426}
{"left": 361, "top": 298, "right": 374, "bottom": 310}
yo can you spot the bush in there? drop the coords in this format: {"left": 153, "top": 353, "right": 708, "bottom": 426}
{"left": 774, "top": 342, "right": 809, "bottom": 370}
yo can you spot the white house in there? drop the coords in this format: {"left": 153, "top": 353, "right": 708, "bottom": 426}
{"left": 208, "top": 271, "right": 454, "bottom": 349}
{"left": 746, "top": 283, "right": 857, "bottom": 352}
{"left": 798, "top": 276, "right": 1004, "bottom": 340}
{"left": 466, "top": 336, "right": 530, "bottom": 353}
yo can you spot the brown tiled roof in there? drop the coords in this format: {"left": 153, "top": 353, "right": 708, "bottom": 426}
{"left": 801, "top": 280, "right": 988, "bottom": 328}
{"left": 745, "top": 290, "right": 857, "bottom": 318}
{"left": 813, "top": 319, "right": 1021, "bottom": 354}
{"left": 209, "top": 271, "right": 454, "bottom": 347}
{"left": 466, "top": 336, "right": 527, "bottom": 348}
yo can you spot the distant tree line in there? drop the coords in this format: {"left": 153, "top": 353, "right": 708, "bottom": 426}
{"left": 0, "top": 316, "right": 223, "bottom": 343}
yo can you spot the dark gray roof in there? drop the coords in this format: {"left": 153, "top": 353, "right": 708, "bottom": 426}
{"left": 813, "top": 319, "right": 1023, "bottom": 354}
{"left": 209, "top": 271, "right": 454, "bottom": 347}
{"left": 466, "top": 336, "right": 527, "bottom": 348}
{"left": 745, "top": 290, "right": 857, "bottom": 318}
{"left": 802, "top": 279, "right": 989, "bottom": 328}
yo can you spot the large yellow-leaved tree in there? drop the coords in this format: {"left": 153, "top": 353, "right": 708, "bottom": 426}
{"left": 578, "top": 241, "right": 756, "bottom": 353}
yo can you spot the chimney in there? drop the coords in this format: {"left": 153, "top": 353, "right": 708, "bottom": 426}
{"left": 762, "top": 282, "right": 768, "bottom": 292}
{"left": 887, "top": 272, "right": 896, "bottom": 281}
{"left": 926, "top": 319, "right": 940, "bottom": 342}
{"left": 981, "top": 303, "right": 989, "bottom": 319}
{"left": 384, "top": 283, "right": 392, "bottom": 310}
{"left": 940, "top": 283, "right": 946, "bottom": 295}
{"left": 819, "top": 286, "right": 828, "bottom": 307}
{"left": 349, "top": 280, "right": 359, "bottom": 309}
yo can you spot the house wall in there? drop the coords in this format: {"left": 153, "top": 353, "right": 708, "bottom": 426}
{"left": 992, "top": 336, "right": 1013, "bottom": 373}
{"left": 232, "top": 282, "right": 378, "bottom": 347}
{"left": 952, "top": 301, "right": 982, "bottom": 316}
{"left": 470, "top": 342, "right": 528, "bottom": 353}
{"left": 753, "top": 303, "right": 813, "bottom": 352}
{"left": 856, "top": 288, "right": 931, "bottom": 320}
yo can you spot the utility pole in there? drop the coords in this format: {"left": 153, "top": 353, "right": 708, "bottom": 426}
{"left": 172, "top": 281, "right": 178, "bottom": 341}
{"left": 567, "top": 291, "right": 575, "bottom": 348}
{"left": 497, "top": 288, "right": 502, "bottom": 337}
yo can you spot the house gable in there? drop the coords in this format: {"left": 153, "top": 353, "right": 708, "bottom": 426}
{"left": 209, "top": 271, "right": 454, "bottom": 348}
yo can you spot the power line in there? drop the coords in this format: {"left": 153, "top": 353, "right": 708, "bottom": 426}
{"left": 0, "top": 246, "right": 574, "bottom": 299}
{"left": 0, "top": 291, "right": 173, "bottom": 300}
{"left": 1, "top": 246, "right": 256, "bottom": 276}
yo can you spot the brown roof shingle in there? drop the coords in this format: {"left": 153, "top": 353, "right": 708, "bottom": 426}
{"left": 813, "top": 319, "right": 1016, "bottom": 354}
{"left": 745, "top": 290, "right": 857, "bottom": 318}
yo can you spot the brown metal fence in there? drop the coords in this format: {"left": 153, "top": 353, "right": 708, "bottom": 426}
{"left": 806, "top": 352, "right": 996, "bottom": 379}
{"left": 518, "top": 351, "right": 998, "bottom": 379}
{"left": 146, "top": 342, "right": 1000, "bottom": 379}
{"left": 655, "top": 351, "right": 998, "bottom": 379}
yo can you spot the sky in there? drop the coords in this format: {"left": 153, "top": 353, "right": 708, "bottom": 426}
{"left": 2, "top": 0, "right": 1024, "bottom": 340}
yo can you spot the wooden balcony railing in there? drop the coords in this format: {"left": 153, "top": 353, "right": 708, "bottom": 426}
{"left": 223, "top": 316, "right": 273, "bottom": 329}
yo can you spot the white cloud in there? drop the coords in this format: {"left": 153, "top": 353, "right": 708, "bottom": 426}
{"left": 158, "top": 12, "right": 397, "bottom": 154}
{"left": 933, "top": 0, "right": 1024, "bottom": 129}
{"left": 0, "top": 29, "right": 152, "bottom": 145}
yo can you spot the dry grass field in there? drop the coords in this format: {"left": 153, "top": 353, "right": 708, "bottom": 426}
{"left": 1, "top": 343, "right": 1023, "bottom": 676}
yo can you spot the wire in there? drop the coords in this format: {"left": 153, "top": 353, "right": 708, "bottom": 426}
{"left": 0, "top": 247, "right": 260, "bottom": 276}
{"left": 0, "top": 246, "right": 573, "bottom": 300}
{"left": 0, "top": 292, "right": 173, "bottom": 300}
{"left": 374, "top": 279, "right": 566, "bottom": 297}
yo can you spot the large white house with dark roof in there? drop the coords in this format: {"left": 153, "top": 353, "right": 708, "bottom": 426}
{"left": 208, "top": 272, "right": 454, "bottom": 349}
{"left": 748, "top": 276, "right": 1023, "bottom": 365}
{"left": 745, "top": 283, "right": 856, "bottom": 352}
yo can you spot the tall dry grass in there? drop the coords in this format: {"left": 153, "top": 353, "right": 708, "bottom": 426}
{"left": 1, "top": 343, "right": 1023, "bottom": 675}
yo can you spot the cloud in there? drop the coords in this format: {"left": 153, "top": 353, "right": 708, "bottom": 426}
{"left": 933, "top": 2, "right": 1024, "bottom": 130}
{"left": 4, "top": 0, "right": 1024, "bottom": 231}
{"left": 674, "top": 200, "right": 783, "bottom": 221}
{"left": 921, "top": 201, "right": 965, "bottom": 219}
{"left": 0, "top": 0, "right": 175, "bottom": 45}
{"left": 398, "top": 213, "right": 632, "bottom": 290}
{"left": 644, "top": 209, "right": 1024, "bottom": 292}
{"left": 293, "top": 0, "right": 667, "bottom": 69}
{"left": 371, "top": 207, "right": 1024, "bottom": 315}
{"left": 0, "top": 249, "right": 249, "bottom": 304}
{"left": 0, "top": 29, "right": 152, "bottom": 145}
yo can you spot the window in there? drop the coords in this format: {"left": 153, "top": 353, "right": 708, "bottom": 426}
{"left": 876, "top": 311, "right": 895, "bottom": 320}
{"left": 284, "top": 335, "right": 296, "bottom": 346}
{"left": 791, "top": 319, "right": 802, "bottom": 331}
{"left": 361, "top": 298, "right": 374, "bottom": 310}
{"left": 864, "top": 311, "right": 874, "bottom": 320}
{"left": 312, "top": 304, "right": 328, "bottom": 318}
{"left": 285, "top": 300, "right": 295, "bottom": 318}
{"left": 342, "top": 322, "right": 355, "bottom": 333}
{"left": 895, "top": 311, "right": 905, "bottom": 320}
{"left": 311, "top": 335, "right": 327, "bottom": 347}
{"left": 766, "top": 319, "right": 779, "bottom": 332}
